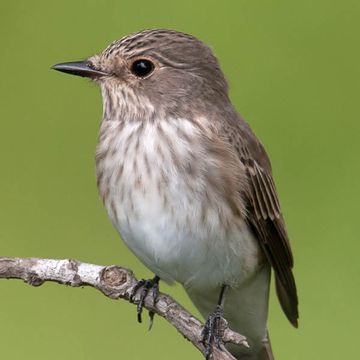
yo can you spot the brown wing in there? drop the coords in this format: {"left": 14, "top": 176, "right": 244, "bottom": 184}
{"left": 223, "top": 118, "right": 299, "bottom": 327}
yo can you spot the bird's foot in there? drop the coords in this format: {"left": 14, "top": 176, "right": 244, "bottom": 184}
{"left": 202, "top": 305, "right": 226, "bottom": 359}
{"left": 129, "top": 275, "right": 160, "bottom": 328}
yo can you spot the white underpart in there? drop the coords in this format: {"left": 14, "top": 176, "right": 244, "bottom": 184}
{"left": 96, "top": 90, "right": 270, "bottom": 355}
{"left": 98, "top": 117, "right": 260, "bottom": 288}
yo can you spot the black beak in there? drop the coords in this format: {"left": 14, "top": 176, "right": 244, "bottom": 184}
{"left": 51, "top": 60, "right": 109, "bottom": 78}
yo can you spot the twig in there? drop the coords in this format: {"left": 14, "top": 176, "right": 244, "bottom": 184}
{"left": 0, "top": 257, "right": 248, "bottom": 360}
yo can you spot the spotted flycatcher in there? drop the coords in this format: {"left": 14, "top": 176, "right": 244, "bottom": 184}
{"left": 53, "top": 29, "right": 298, "bottom": 360}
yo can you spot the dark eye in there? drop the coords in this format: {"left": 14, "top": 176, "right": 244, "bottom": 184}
{"left": 131, "top": 59, "right": 154, "bottom": 77}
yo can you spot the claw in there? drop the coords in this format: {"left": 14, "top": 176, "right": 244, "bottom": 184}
{"left": 202, "top": 304, "right": 226, "bottom": 359}
{"left": 201, "top": 285, "right": 228, "bottom": 359}
{"left": 130, "top": 279, "right": 146, "bottom": 303}
{"left": 130, "top": 276, "right": 160, "bottom": 326}
{"left": 148, "top": 280, "right": 159, "bottom": 330}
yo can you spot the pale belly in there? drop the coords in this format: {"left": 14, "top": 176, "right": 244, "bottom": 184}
{"left": 109, "top": 186, "right": 269, "bottom": 353}
{"left": 106, "top": 182, "right": 261, "bottom": 290}
{"left": 109, "top": 187, "right": 269, "bottom": 354}
{"left": 96, "top": 119, "right": 262, "bottom": 289}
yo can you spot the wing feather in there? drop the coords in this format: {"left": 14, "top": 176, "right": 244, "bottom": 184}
{"left": 243, "top": 150, "right": 298, "bottom": 327}
{"left": 221, "top": 118, "right": 299, "bottom": 327}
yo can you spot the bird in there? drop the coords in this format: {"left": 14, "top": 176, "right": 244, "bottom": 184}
{"left": 52, "top": 29, "right": 298, "bottom": 360}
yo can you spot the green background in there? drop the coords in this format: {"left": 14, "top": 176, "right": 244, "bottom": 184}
{"left": 0, "top": 1, "right": 358, "bottom": 359}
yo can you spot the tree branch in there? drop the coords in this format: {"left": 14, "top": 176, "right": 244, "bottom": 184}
{"left": 0, "top": 257, "right": 248, "bottom": 360}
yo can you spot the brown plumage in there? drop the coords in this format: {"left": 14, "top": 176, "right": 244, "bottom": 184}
{"left": 53, "top": 28, "right": 298, "bottom": 360}
{"left": 220, "top": 113, "right": 299, "bottom": 327}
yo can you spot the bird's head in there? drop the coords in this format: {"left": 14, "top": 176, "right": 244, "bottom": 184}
{"left": 53, "top": 29, "right": 229, "bottom": 120}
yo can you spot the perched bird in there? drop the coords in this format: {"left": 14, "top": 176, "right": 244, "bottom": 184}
{"left": 52, "top": 29, "right": 298, "bottom": 360}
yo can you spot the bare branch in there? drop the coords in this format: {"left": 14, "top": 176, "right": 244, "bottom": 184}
{"left": 0, "top": 257, "right": 248, "bottom": 360}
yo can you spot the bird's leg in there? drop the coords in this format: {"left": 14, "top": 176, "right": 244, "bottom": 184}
{"left": 202, "top": 285, "right": 228, "bottom": 359}
{"left": 129, "top": 275, "right": 160, "bottom": 328}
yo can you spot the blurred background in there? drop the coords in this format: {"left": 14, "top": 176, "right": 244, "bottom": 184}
{"left": 0, "top": 0, "right": 359, "bottom": 359}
